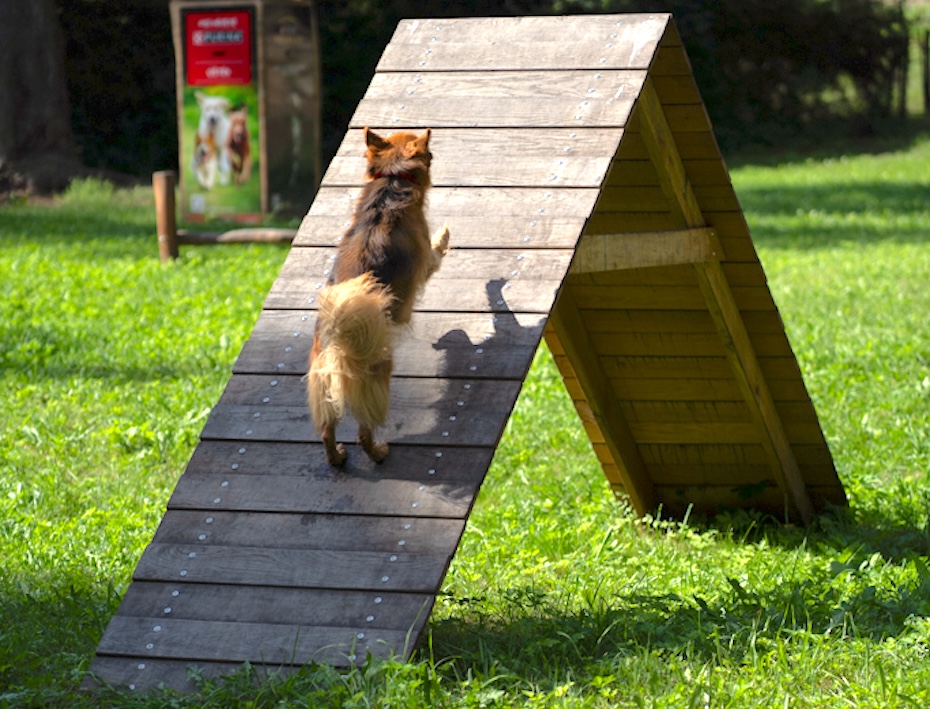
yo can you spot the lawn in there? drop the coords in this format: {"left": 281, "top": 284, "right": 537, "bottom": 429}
{"left": 1, "top": 137, "right": 929, "bottom": 707}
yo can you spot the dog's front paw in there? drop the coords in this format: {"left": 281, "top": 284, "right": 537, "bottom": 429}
{"left": 432, "top": 223, "right": 450, "bottom": 255}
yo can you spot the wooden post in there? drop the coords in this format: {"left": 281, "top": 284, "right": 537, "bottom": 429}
{"left": 153, "top": 170, "right": 178, "bottom": 262}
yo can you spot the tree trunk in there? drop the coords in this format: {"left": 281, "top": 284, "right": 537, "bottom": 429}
{"left": 0, "top": 0, "right": 79, "bottom": 194}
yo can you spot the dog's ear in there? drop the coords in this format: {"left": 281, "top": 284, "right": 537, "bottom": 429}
{"left": 405, "top": 128, "right": 431, "bottom": 157}
{"left": 364, "top": 127, "right": 390, "bottom": 152}
{"left": 195, "top": 91, "right": 206, "bottom": 106}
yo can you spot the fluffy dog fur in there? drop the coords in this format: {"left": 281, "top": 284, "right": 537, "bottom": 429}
{"left": 308, "top": 127, "right": 450, "bottom": 465}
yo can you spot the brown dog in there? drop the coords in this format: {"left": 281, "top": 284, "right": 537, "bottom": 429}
{"left": 226, "top": 106, "right": 251, "bottom": 186}
{"left": 307, "top": 127, "right": 450, "bottom": 465}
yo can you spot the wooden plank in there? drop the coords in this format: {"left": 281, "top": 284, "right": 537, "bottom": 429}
{"left": 591, "top": 331, "right": 794, "bottom": 358}
{"left": 351, "top": 70, "right": 647, "bottom": 129}
{"left": 168, "top": 468, "right": 480, "bottom": 518}
{"left": 295, "top": 214, "right": 590, "bottom": 249}
{"left": 651, "top": 45, "right": 691, "bottom": 77}
{"left": 580, "top": 309, "right": 784, "bottom": 334}
{"left": 203, "top": 375, "right": 522, "bottom": 447}
{"left": 213, "top": 374, "right": 520, "bottom": 421}
{"left": 571, "top": 227, "right": 722, "bottom": 272}
{"left": 568, "top": 284, "right": 776, "bottom": 311}
{"left": 593, "top": 184, "right": 670, "bottom": 211}
{"left": 616, "top": 400, "right": 820, "bottom": 425}
{"left": 273, "top": 245, "right": 576, "bottom": 285}
{"left": 546, "top": 293, "right": 656, "bottom": 514}
{"left": 152, "top": 511, "right": 465, "bottom": 554}
{"left": 97, "top": 616, "right": 407, "bottom": 666}
{"left": 303, "top": 185, "right": 601, "bottom": 219}
{"left": 87, "top": 656, "right": 288, "bottom": 693}
{"left": 134, "top": 543, "right": 451, "bottom": 593}
{"left": 627, "top": 421, "right": 828, "bottom": 446}
{"left": 181, "top": 440, "right": 492, "bottom": 484}
{"left": 377, "top": 14, "right": 669, "bottom": 72}
{"left": 626, "top": 398, "right": 821, "bottom": 428}
{"left": 234, "top": 310, "right": 546, "bottom": 379}
{"left": 114, "top": 582, "right": 433, "bottom": 633}
{"left": 651, "top": 74, "right": 702, "bottom": 105}
{"left": 202, "top": 406, "right": 500, "bottom": 447}
{"left": 323, "top": 128, "right": 622, "bottom": 189}
{"left": 582, "top": 262, "right": 767, "bottom": 288}
{"left": 598, "top": 355, "right": 803, "bottom": 382}
{"left": 265, "top": 246, "right": 575, "bottom": 313}
{"left": 643, "top": 463, "right": 841, "bottom": 488}
{"left": 639, "top": 442, "right": 835, "bottom": 468}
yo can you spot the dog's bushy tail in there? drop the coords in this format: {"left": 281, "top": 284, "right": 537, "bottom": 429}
{"left": 308, "top": 273, "right": 394, "bottom": 430}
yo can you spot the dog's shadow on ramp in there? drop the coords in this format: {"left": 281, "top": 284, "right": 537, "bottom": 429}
{"left": 422, "top": 276, "right": 546, "bottom": 444}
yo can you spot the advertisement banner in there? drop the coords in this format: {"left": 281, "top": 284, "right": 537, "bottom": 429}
{"left": 180, "top": 7, "right": 261, "bottom": 221}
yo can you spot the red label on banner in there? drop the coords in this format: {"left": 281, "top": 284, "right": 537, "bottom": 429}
{"left": 184, "top": 9, "right": 253, "bottom": 86}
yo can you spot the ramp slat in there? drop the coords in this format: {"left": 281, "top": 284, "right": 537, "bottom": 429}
{"left": 234, "top": 310, "right": 544, "bottom": 379}
{"left": 377, "top": 14, "right": 669, "bottom": 72}
{"left": 116, "top": 582, "right": 434, "bottom": 630}
{"left": 152, "top": 512, "right": 465, "bottom": 552}
{"left": 352, "top": 70, "right": 646, "bottom": 128}
{"left": 133, "top": 544, "right": 451, "bottom": 592}
{"left": 179, "top": 440, "right": 492, "bottom": 483}
{"left": 325, "top": 128, "right": 622, "bottom": 188}
{"left": 168, "top": 471, "right": 478, "bottom": 518}
{"left": 98, "top": 616, "right": 408, "bottom": 665}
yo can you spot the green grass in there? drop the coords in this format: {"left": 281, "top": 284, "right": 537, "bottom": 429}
{"left": 2, "top": 134, "right": 930, "bottom": 707}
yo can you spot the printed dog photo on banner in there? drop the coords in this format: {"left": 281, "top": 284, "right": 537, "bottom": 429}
{"left": 180, "top": 85, "right": 260, "bottom": 220}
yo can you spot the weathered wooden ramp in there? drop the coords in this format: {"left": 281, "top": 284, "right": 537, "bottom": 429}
{"left": 89, "top": 13, "right": 845, "bottom": 692}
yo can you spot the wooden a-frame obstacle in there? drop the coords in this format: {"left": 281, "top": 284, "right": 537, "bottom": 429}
{"left": 88, "top": 13, "right": 846, "bottom": 693}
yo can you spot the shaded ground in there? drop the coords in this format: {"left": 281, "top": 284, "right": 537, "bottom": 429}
{"left": 0, "top": 151, "right": 140, "bottom": 202}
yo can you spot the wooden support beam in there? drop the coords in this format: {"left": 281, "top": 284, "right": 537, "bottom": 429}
{"left": 693, "top": 262, "right": 816, "bottom": 524}
{"left": 634, "top": 77, "right": 815, "bottom": 524}
{"left": 547, "top": 289, "right": 657, "bottom": 515}
{"left": 571, "top": 227, "right": 722, "bottom": 273}
{"left": 634, "top": 79, "right": 703, "bottom": 229}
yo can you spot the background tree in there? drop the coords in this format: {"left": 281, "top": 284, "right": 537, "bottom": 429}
{"left": 0, "top": 0, "right": 79, "bottom": 194}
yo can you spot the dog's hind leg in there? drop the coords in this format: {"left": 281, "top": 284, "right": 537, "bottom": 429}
{"left": 358, "top": 425, "right": 388, "bottom": 463}
{"left": 308, "top": 341, "right": 348, "bottom": 466}
{"left": 355, "top": 359, "right": 391, "bottom": 463}
{"left": 321, "top": 422, "right": 347, "bottom": 466}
